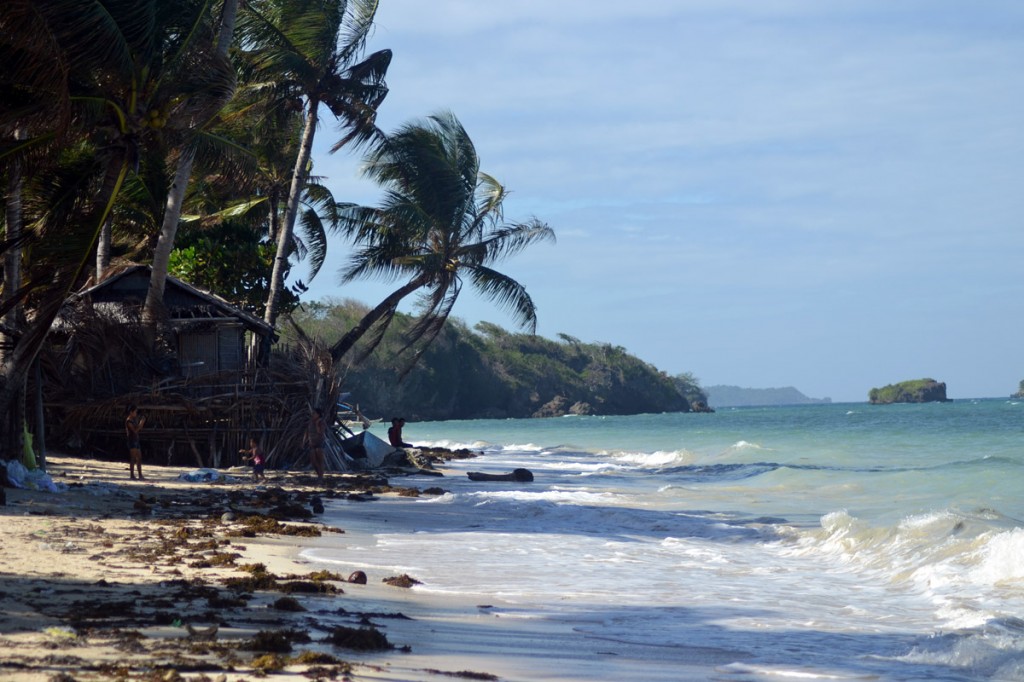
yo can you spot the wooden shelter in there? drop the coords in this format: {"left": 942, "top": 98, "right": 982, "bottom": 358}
{"left": 72, "top": 265, "right": 275, "bottom": 382}
{"left": 42, "top": 266, "right": 353, "bottom": 471}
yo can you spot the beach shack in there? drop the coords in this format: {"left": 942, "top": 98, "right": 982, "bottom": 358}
{"left": 70, "top": 264, "right": 274, "bottom": 381}
{"left": 44, "top": 265, "right": 288, "bottom": 466}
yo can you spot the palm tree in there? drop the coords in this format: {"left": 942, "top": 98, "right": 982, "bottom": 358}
{"left": 173, "top": 84, "right": 349, "bottom": 312}
{"left": 0, "top": 0, "right": 230, "bottom": 458}
{"left": 328, "top": 111, "right": 555, "bottom": 371}
{"left": 236, "top": 0, "right": 391, "bottom": 329}
{"left": 143, "top": 0, "right": 240, "bottom": 330}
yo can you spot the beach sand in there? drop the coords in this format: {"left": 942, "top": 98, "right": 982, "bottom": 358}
{"left": 0, "top": 455, "right": 482, "bottom": 681}
{"left": 1, "top": 455, "right": 718, "bottom": 681}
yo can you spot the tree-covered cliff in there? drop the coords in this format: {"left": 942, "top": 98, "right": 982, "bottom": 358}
{"left": 288, "top": 299, "right": 702, "bottom": 420}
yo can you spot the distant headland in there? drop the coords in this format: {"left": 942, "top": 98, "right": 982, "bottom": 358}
{"left": 705, "top": 385, "right": 831, "bottom": 408}
{"left": 868, "top": 378, "right": 950, "bottom": 404}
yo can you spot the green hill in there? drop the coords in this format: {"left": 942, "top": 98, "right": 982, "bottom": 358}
{"left": 868, "top": 378, "right": 949, "bottom": 404}
{"left": 288, "top": 300, "right": 705, "bottom": 420}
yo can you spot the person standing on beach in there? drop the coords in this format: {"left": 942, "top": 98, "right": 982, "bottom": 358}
{"left": 239, "top": 437, "right": 266, "bottom": 483}
{"left": 305, "top": 407, "right": 326, "bottom": 482}
{"left": 125, "top": 405, "right": 146, "bottom": 480}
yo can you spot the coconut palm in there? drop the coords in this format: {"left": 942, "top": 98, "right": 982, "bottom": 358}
{"left": 0, "top": 0, "right": 231, "bottom": 458}
{"left": 328, "top": 111, "right": 555, "bottom": 371}
{"left": 142, "top": 0, "right": 241, "bottom": 330}
{"left": 236, "top": 0, "right": 391, "bottom": 328}
{"left": 173, "top": 85, "right": 349, "bottom": 313}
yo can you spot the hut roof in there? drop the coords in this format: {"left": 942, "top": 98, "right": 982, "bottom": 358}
{"left": 73, "top": 265, "right": 275, "bottom": 338}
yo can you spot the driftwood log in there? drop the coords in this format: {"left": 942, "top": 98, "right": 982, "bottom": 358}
{"left": 467, "top": 468, "right": 534, "bottom": 482}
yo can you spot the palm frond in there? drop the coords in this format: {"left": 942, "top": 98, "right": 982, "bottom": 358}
{"left": 191, "top": 128, "right": 260, "bottom": 181}
{"left": 335, "top": 0, "right": 379, "bottom": 64}
{"left": 338, "top": 243, "right": 408, "bottom": 283}
{"left": 466, "top": 219, "right": 556, "bottom": 265}
{"left": 391, "top": 280, "right": 461, "bottom": 378}
{"left": 466, "top": 265, "right": 539, "bottom": 333}
{"left": 296, "top": 206, "right": 327, "bottom": 282}
{"left": 0, "top": 1, "right": 70, "bottom": 137}
{"left": 181, "top": 196, "right": 268, "bottom": 224}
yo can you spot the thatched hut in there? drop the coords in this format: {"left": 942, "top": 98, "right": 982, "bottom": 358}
{"left": 42, "top": 266, "right": 354, "bottom": 471}
{"left": 70, "top": 265, "right": 274, "bottom": 382}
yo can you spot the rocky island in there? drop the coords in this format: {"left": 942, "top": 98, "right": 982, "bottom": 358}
{"left": 868, "top": 378, "right": 950, "bottom": 404}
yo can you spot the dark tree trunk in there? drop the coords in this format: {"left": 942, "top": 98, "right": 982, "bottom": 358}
{"left": 329, "top": 277, "right": 426, "bottom": 363}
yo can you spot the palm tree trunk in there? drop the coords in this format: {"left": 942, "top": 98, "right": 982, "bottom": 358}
{"left": 1, "top": 132, "right": 27, "bottom": 457}
{"left": 143, "top": 0, "right": 238, "bottom": 332}
{"left": 328, "top": 276, "right": 426, "bottom": 363}
{"left": 143, "top": 150, "right": 194, "bottom": 329}
{"left": 95, "top": 218, "right": 111, "bottom": 280}
{"left": 2, "top": 132, "right": 25, "bottom": 363}
{"left": 216, "top": 0, "right": 239, "bottom": 55}
{"left": 264, "top": 98, "right": 319, "bottom": 328}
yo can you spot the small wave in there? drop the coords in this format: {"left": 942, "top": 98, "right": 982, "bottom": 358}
{"left": 469, "top": 489, "right": 616, "bottom": 506}
{"left": 418, "top": 438, "right": 491, "bottom": 452}
{"left": 973, "top": 527, "right": 1024, "bottom": 585}
{"left": 896, "top": 618, "right": 1024, "bottom": 678}
{"left": 499, "top": 442, "right": 550, "bottom": 454}
{"left": 661, "top": 461, "right": 782, "bottom": 482}
{"left": 610, "top": 449, "right": 697, "bottom": 469}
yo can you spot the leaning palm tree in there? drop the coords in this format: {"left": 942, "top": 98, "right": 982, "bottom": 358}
{"left": 236, "top": 0, "right": 391, "bottom": 329}
{"left": 328, "top": 111, "right": 555, "bottom": 371}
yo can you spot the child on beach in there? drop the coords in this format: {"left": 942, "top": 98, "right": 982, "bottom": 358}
{"left": 239, "top": 438, "right": 266, "bottom": 482}
{"left": 125, "top": 405, "right": 146, "bottom": 480}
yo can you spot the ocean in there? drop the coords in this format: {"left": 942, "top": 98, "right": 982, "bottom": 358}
{"left": 305, "top": 398, "right": 1024, "bottom": 681}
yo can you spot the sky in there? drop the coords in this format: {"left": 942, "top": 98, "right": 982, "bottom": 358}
{"left": 299, "top": 1, "right": 1024, "bottom": 403}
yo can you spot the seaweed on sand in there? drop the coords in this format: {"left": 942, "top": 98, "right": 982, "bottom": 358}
{"left": 225, "top": 515, "right": 322, "bottom": 538}
{"left": 382, "top": 574, "right": 421, "bottom": 588}
{"left": 324, "top": 625, "right": 392, "bottom": 651}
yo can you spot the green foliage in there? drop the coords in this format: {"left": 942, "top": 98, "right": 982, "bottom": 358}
{"left": 168, "top": 221, "right": 283, "bottom": 314}
{"left": 287, "top": 300, "right": 696, "bottom": 420}
{"left": 868, "top": 378, "right": 946, "bottom": 404}
{"left": 671, "top": 372, "right": 709, "bottom": 406}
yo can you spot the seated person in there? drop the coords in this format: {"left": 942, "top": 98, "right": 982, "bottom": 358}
{"left": 388, "top": 417, "right": 414, "bottom": 448}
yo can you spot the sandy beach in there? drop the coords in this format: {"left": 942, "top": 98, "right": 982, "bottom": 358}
{"left": 0, "top": 450, "right": 755, "bottom": 682}
{"left": 0, "top": 454, "right": 519, "bottom": 682}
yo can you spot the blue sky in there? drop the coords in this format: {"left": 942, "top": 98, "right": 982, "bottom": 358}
{"left": 301, "top": 1, "right": 1024, "bottom": 403}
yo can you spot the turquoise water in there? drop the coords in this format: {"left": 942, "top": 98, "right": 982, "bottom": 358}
{"left": 310, "top": 399, "right": 1024, "bottom": 680}
{"left": 414, "top": 399, "right": 1024, "bottom": 521}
